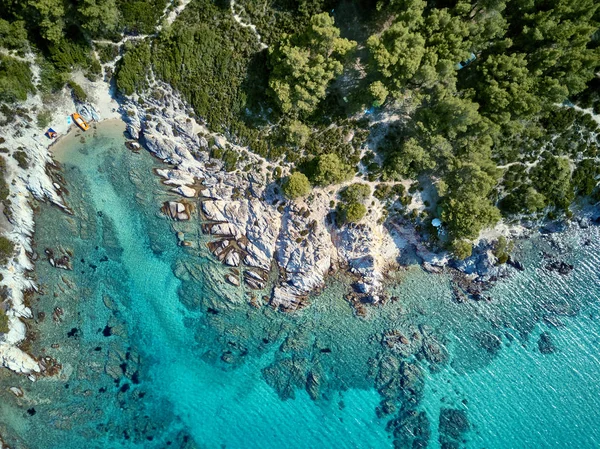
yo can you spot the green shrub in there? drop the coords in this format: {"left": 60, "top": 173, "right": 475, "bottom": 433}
{"left": 118, "top": 0, "right": 169, "bottom": 34}
{"left": 531, "top": 155, "right": 573, "bottom": 210}
{"left": 151, "top": 6, "right": 260, "bottom": 130}
{"left": 337, "top": 201, "right": 366, "bottom": 224}
{"left": 86, "top": 57, "right": 102, "bottom": 80}
{"left": 0, "top": 156, "right": 8, "bottom": 201}
{"left": 0, "top": 19, "right": 28, "bottom": 53}
{"left": 12, "top": 150, "right": 28, "bottom": 169}
{"left": 0, "top": 55, "right": 35, "bottom": 103}
{"left": 96, "top": 44, "right": 120, "bottom": 64}
{"left": 309, "top": 153, "right": 354, "bottom": 186}
{"left": 493, "top": 236, "right": 513, "bottom": 265}
{"left": 48, "top": 38, "right": 91, "bottom": 72}
{"left": 116, "top": 41, "right": 151, "bottom": 95}
{"left": 37, "top": 109, "right": 53, "bottom": 129}
{"left": 67, "top": 81, "right": 87, "bottom": 102}
{"left": 339, "top": 183, "right": 371, "bottom": 203}
{"left": 374, "top": 184, "right": 392, "bottom": 201}
{"left": 285, "top": 120, "right": 311, "bottom": 147}
{"left": 282, "top": 172, "right": 311, "bottom": 199}
{"left": 0, "top": 236, "right": 14, "bottom": 264}
{"left": 38, "top": 59, "right": 68, "bottom": 95}
{"left": 572, "top": 159, "right": 599, "bottom": 196}
{"left": 221, "top": 149, "right": 239, "bottom": 172}
{"left": 452, "top": 240, "right": 473, "bottom": 260}
{"left": 0, "top": 308, "right": 8, "bottom": 334}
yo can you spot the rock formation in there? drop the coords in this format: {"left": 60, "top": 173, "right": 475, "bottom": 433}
{"left": 121, "top": 84, "right": 402, "bottom": 311}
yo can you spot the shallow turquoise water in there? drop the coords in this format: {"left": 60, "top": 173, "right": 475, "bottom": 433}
{"left": 1, "top": 125, "right": 600, "bottom": 448}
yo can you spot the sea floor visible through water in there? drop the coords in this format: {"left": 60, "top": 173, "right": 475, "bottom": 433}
{"left": 1, "top": 123, "right": 600, "bottom": 449}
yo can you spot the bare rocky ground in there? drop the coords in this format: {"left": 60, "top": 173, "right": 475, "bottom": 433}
{"left": 122, "top": 83, "right": 401, "bottom": 311}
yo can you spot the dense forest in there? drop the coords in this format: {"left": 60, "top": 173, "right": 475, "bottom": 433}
{"left": 1, "top": 0, "right": 599, "bottom": 257}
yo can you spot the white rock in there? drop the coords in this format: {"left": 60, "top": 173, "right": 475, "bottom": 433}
{"left": 175, "top": 185, "right": 196, "bottom": 197}
{"left": 9, "top": 386, "right": 23, "bottom": 397}
{"left": 226, "top": 274, "right": 240, "bottom": 286}
{"left": 225, "top": 251, "right": 240, "bottom": 267}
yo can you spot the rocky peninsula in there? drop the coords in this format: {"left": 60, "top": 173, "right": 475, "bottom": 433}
{"left": 0, "top": 48, "right": 598, "bottom": 379}
{"left": 0, "top": 71, "right": 525, "bottom": 377}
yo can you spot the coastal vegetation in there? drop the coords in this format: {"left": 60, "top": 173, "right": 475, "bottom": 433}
{"left": 0, "top": 54, "right": 34, "bottom": 103}
{"left": 114, "top": 0, "right": 598, "bottom": 253}
{"left": 0, "top": 0, "right": 599, "bottom": 253}
{"left": 0, "top": 155, "right": 9, "bottom": 202}
{"left": 336, "top": 183, "right": 371, "bottom": 224}
{"left": 0, "top": 308, "right": 8, "bottom": 334}
{"left": 0, "top": 0, "right": 168, "bottom": 104}
{"left": 282, "top": 172, "right": 311, "bottom": 199}
{"left": 0, "top": 236, "right": 14, "bottom": 265}
{"left": 267, "top": 12, "right": 356, "bottom": 115}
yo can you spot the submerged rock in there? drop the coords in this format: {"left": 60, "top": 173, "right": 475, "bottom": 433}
{"left": 421, "top": 335, "right": 449, "bottom": 369}
{"left": 387, "top": 409, "right": 431, "bottom": 449}
{"left": 438, "top": 408, "right": 470, "bottom": 448}
{"left": 262, "top": 357, "right": 308, "bottom": 400}
{"left": 475, "top": 331, "right": 502, "bottom": 355}
{"left": 305, "top": 367, "right": 324, "bottom": 401}
{"left": 507, "top": 256, "right": 525, "bottom": 271}
{"left": 225, "top": 274, "right": 240, "bottom": 287}
{"left": 538, "top": 332, "right": 557, "bottom": 354}
{"left": 545, "top": 260, "right": 574, "bottom": 275}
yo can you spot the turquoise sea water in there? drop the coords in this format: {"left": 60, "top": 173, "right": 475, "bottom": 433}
{"left": 1, "top": 124, "right": 600, "bottom": 448}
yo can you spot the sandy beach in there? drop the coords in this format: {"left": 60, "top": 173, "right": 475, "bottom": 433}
{"left": 49, "top": 118, "right": 127, "bottom": 163}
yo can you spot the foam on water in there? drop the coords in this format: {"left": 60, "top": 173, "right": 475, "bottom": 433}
{"left": 1, "top": 125, "right": 600, "bottom": 449}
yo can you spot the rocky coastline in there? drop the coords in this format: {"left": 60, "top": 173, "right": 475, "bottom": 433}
{"left": 120, "top": 83, "right": 404, "bottom": 311}
{"left": 121, "top": 83, "right": 571, "bottom": 311}
{"left": 0, "top": 57, "right": 121, "bottom": 376}
{"left": 1, "top": 68, "right": 597, "bottom": 379}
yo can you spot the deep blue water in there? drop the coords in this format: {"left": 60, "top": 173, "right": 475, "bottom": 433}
{"left": 1, "top": 124, "right": 599, "bottom": 449}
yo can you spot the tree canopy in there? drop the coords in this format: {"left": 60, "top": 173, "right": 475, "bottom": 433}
{"left": 310, "top": 153, "right": 354, "bottom": 186}
{"left": 282, "top": 172, "right": 311, "bottom": 199}
{"left": 268, "top": 13, "right": 356, "bottom": 115}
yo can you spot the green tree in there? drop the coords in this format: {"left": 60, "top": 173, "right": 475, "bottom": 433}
{"left": 285, "top": 120, "right": 311, "bottom": 147}
{"left": 282, "top": 172, "right": 311, "bottom": 199}
{"left": 0, "top": 19, "right": 28, "bottom": 52}
{"left": 475, "top": 53, "right": 540, "bottom": 124}
{"left": 311, "top": 153, "right": 354, "bottom": 186}
{"left": 507, "top": 0, "right": 599, "bottom": 97}
{"left": 385, "top": 137, "right": 435, "bottom": 179}
{"left": 369, "top": 81, "right": 388, "bottom": 107}
{"left": 78, "top": 0, "right": 120, "bottom": 37}
{"left": 531, "top": 155, "right": 574, "bottom": 209}
{"left": 493, "top": 235, "right": 513, "bottom": 264}
{"left": 440, "top": 163, "right": 501, "bottom": 240}
{"left": 423, "top": 8, "right": 471, "bottom": 64}
{"left": 452, "top": 239, "right": 473, "bottom": 260}
{"left": 0, "top": 55, "right": 34, "bottom": 103}
{"left": 523, "top": 187, "right": 547, "bottom": 213}
{"left": 572, "top": 159, "right": 598, "bottom": 196}
{"left": 339, "top": 183, "right": 371, "bottom": 203}
{"left": 367, "top": 22, "right": 426, "bottom": 93}
{"left": 268, "top": 13, "right": 356, "bottom": 115}
{"left": 338, "top": 202, "right": 366, "bottom": 224}
{"left": 116, "top": 41, "right": 151, "bottom": 95}
{"left": 29, "top": 0, "right": 66, "bottom": 44}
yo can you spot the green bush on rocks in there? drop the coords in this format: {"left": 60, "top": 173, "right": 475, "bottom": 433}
{"left": 282, "top": 172, "right": 311, "bottom": 199}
